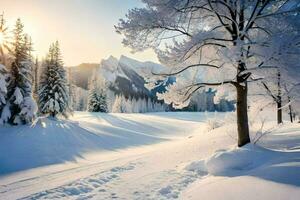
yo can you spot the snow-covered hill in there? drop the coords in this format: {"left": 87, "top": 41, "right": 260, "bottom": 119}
{"left": 0, "top": 112, "right": 300, "bottom": 200}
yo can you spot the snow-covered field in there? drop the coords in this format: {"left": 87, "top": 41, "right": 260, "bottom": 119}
{"left": 0, "top": 112, "right": 300, "bottom": 200}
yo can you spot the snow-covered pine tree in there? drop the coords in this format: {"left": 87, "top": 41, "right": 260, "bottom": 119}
{"left": 0, "top": 15, "right": 10, "bottom": 124}
{"left": 69, "top": 83, "right": 76, "bottom": 111}
{"left": 78, "top": 98, "right": 85, "bottom": 111}
{"left": 0, "top": 14, "right": 11, "bottom": 66}
{"left": 112, "top": 94, "right": 127, "bottom": 113}
{"left": 146, "top": 98, "right": 153, "bottom": 112}
{"left": 32, "top": 57, "right": 39, "bottom": 100}
{"left": 67, "top": 68, "right": 75, "bottom": 112}
{"left": 5, "top": 19, "right": 37, "bottom": 124}
{"left": 38, "top": 41, "right": 70, "bottom": 118}
{"left": 124, "top": 97, "right": 133, "bottom": 113}
{"left": 112, "top": 95, "right": 121, "bottom": 113}
{"left": 0, "top": 64, "right": 8, "bottom": 124}
{"left": 131, "top": 97, "right": 139, "bottom": 113}
{"left": 87, "top": 71, "right": 108, "bottom": 112}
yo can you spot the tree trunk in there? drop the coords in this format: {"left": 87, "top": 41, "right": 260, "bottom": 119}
{"left": 277, "top": 101, "right": 283, "bottom": 124}
{"left": 277, "top": 70, "right": 283, "bottom": 124}
{"left": 287, "top": 95, "right": 293, "bottom": 123}
{"left": 236, "top": 84, "right": 251, "bottom": 147}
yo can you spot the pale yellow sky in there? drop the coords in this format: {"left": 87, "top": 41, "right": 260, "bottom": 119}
{"left": 1, "top": 0, "right": 159, "bottom": 66}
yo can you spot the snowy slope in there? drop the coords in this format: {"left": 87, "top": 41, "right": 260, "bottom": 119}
{"left": 0, "top": 112, "right": 203, "bottom": 175}
{"left": 0, "top": 112, "right": 300, "bottom": 200}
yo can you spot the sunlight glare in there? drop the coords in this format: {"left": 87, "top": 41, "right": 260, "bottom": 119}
{"left": 0, "top": 32, "right": 4, "bottom": 45}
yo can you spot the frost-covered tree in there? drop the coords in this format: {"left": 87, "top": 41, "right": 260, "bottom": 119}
{"left": 38, "top": 41, "right": 70, "bottom": 118}
{"left": 252, "top": 14, "right": 300, "bottom": 124}
{"left": 261, "top": 70, "right": 284, "bottom": 124}
{"left": 111, "top": 94, "right": 165, "bottom": 113}
{"left": 116, "top": 0, "right": 300, "bottom": 147}
{"left": 32, "top": 57, "right": 39, "bottom": 100}
{"left": 0, "top": 14, "right": 11, "bottom": 65}
{"left": 87, "top": 71, "right": 108, "bottom": 112}
{"left": 4, "top": 19, "right": 37, "bottom": 124}
{"left": 73, "top": 86, "right": 88, "bottom": 111}
{"left": 0, "top": 15, "right": 10, "bottom": 124}
{"left": 68, "top": 83, "right": 76, "bottom": 111}
{"left": 0, "top": 64, "right": 8, "bottom": 124}
{"left": 131, "top": 97, "right": 139, "bottom": 113}
{"left": 147, "top": 98, "right": 154, "bottom": 112}
{"left": 112, "top": 94, "right": 127, "bottom": 113}
{"left": 67, "top": 68, "right": 76, "bottom": 112}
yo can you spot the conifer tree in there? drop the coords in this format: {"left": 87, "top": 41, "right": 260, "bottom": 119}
{"left": 78, "top": 97, "right": 85, "bottom": 111}
{"left": 32, "top": 56, "right": 39, "bottom": 100}
{"left": 0, "top": 15, "right": 9, "bottom": 124}
{"left": 5, "top": 19, "right": 37, "bottom": 124}
{"left": 0, "top": 14, "right": 10, "bottom": 65}
{"left": 87, "top": 72, "right": 108, "bottom": 112}
{"left": 38, "top": 41, "right": 70, "bottom": 118}
{"left": 67, "top": 68, "right": 77, "bottom": 112}
{"left": 0, "top": 64, "right": 8, "bottom": 124}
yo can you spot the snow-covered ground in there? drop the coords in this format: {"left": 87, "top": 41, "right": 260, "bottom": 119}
{"left": 0, "top": 112, "right": 299, "bottom": 200}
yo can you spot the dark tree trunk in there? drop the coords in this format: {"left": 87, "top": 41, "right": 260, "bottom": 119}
{"left": 232, "top": 8, "right": 250, "bottom": 147}
{"left": 287, "top": 95, "right": 293, "bottom": 123}
{"left": 236, "top": 84, "right": 250, "bottom": 147}
{"left": 277, "top": 101, "right": 283, "bottom": 124}
{"left": 277, "top": 71, "right": 283, "bottom": 124}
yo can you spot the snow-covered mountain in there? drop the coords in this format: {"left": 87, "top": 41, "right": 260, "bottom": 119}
{"left": 69, "top": 55, "right": 166, "bottom": 99}
{"left": 69, "top": 55, "right": 234, "bottom": 112}
{"left": 99, "top": 55, "right": 166, "bottom": 99}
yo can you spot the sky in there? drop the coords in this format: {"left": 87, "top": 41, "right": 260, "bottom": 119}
{"left": 1, "top": 0, "right": 159, "bottom": 66}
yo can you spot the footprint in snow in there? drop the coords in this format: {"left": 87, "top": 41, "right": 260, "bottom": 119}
{"left": 21, "top": 163, "right": 137, "bottom": 200}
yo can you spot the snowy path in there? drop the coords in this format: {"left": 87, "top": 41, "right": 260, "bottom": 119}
{"left": 1, "top": 112, "right": 300, "bottom": 200}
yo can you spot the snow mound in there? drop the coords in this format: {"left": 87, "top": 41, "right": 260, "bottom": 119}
{"left": 185, "top": 160, "right": 207, "bottom": 174}
{"left": 185, "top": 144, "right": 273, "bottom": 176}
{"left": 206, "top": 144, "right": 274, "bottom": 176}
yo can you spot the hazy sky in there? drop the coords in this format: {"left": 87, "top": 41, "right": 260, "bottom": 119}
{"left": 1, "top": 0, "right": 158, "bottom": 66}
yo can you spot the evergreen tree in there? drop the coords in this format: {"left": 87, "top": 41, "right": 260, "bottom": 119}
{"left": 5, "top": 19, "right": 37, "bottom": 124}
{"left": 78, "top": 97, "right": 85, "bottom": 111}
{"left": 87, "top": 72, "right": 108, "bottom": 112}
{"left": 147, "top": 98, "right": 154, "bottom": 112}
{"left": 38, "top": 41, "right": 70, "bottom": 118}
{"left": 67, "top": 68, "right": 76, "bottom": 112}
{"left": 0, "top": 15, "right": 9, "bottom": 124}
{"left": 32, "top": 56, "right": 39, "bottom": 100}
{"left": 0, "top": 14, "right": 11, "bottom": 65}
{"left": 0, "top": 64, "right": 8, "bottom": 124}
{"left": 112, "top": 95, "right": 123, "bottom": 113}
{"left": 69, "top": 83, "right": 76, "bottom": 111}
